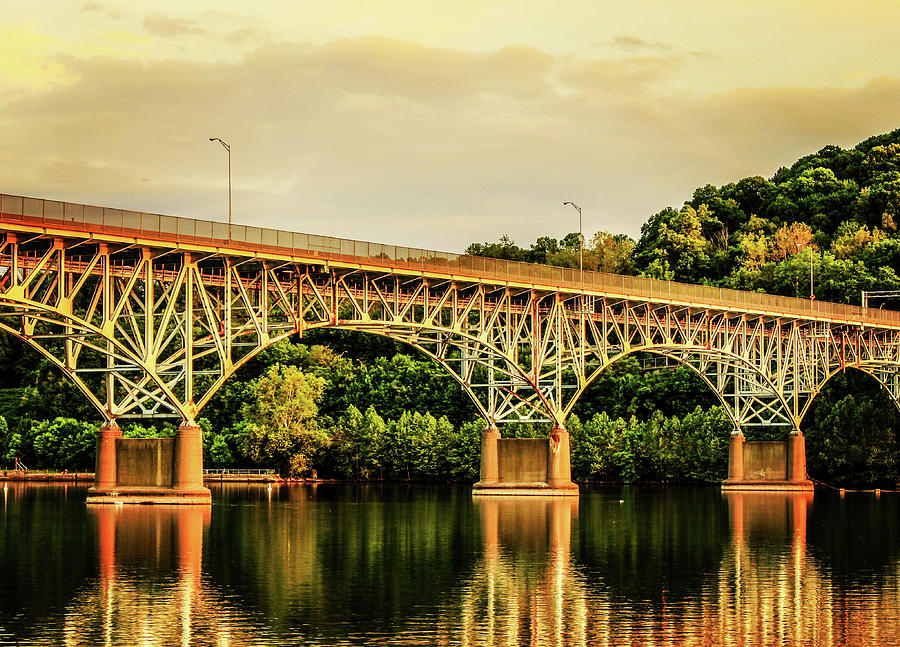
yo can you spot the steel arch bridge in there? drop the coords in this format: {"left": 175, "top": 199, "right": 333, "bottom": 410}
{"left": 1, "top": 194, "right": 899, "bottom": 496}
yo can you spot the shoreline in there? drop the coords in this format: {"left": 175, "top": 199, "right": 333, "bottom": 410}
{"left": 2, "top": 472, "right": 896, "bottom": 491}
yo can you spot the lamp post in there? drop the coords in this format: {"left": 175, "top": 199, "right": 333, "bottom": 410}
{"left": 809, "top": 248, "right": 815, "bottom": 300}
{"left": 562, "top": 201, "right": 583, "bottom": 284}
{"left": 209, "top": 137, "right": 231, "bottom": 240}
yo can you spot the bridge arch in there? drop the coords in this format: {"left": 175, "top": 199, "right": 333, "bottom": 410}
{"left": 195, "top": 319, "right": 553, "bottom": 428}
{"left": 0, "top": 321, "right": 108, "bottom": 419}
{"left": 0, "top": 295, "right": 191, "bottom": 422}
{"left": 566, "top": 345, "right": 796, "bottom": 433}
{"left": 797, "top": 364, "right": 900, "bottom": 425}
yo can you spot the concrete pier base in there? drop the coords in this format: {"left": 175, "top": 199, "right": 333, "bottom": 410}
{"left": 87, "top": 423, "right": 211, "bottom": 505}
{"left": 722, "top": 430, "right": 814, "bottom": 492}
{"left": 475, "top": 427, "right": 501, "bottom": 486}
{"left": 473, "top": 427, "right": 579, "bottom": 497}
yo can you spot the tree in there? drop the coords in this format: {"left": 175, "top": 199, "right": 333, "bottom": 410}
{"left": 359, "top": 406, "right": 387, "bottom": 479}
{"left": 208, "top": 434, "right": 235, "bottom": 467}
{"left": 640, "top": 205, "right": 714, "bottom": 283}
{"left": 529, "top": 236, "right": 561, "bottom": 264}
{"left": 804, "top": 371, "right": 898, "bottom": 486}
{"left": 241, "top": 364, "right": 329, "bottom": 477}
{"left": 334, "top": 404, "right": 365, "bottom": 478}
{"left": 737, "top": 231, "right": 768, "bottom": 270}
{"left": 771, "top": 221, "right": 815, "bottom": 261}
{"left": 464, "top": 235, "right": 529, "bottom": 261}
{"left": 585, "top": 232, "right": 635, "bottom": 273}
{"left": 28, "top": 418, "right": 98, "bottom": 470}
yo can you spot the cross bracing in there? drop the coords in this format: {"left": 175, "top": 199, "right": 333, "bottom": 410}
{"left": 0, "top": 193, "right": 899, "bottom": 432}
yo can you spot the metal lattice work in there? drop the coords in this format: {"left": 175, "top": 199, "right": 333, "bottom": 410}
{"left": 0, "top": 194, "right": 899, "bottom": 433}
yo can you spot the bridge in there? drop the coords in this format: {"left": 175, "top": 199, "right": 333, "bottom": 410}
{"left": 0, "top": 193, "right": 898, "bottom": 500}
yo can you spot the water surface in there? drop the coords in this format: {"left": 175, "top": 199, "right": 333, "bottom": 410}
{"left": 0, "top": 482, "right": 897, "bottom": 646}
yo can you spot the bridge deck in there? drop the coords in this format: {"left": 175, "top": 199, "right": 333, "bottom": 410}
{"left": 2, "top": 193, "right": 898, "bottom": 330}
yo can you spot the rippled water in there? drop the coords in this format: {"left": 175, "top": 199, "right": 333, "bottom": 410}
{"left": 0, "top": 482, "right": 897, "bottom": 646}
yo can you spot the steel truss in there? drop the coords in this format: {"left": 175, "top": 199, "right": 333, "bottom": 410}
{"left": 0, "top": 233, "right": 898, "bottom": 431}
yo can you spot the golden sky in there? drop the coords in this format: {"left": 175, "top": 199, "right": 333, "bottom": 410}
{"left": 2, "top": 1, "right": 899, "bottom": 249}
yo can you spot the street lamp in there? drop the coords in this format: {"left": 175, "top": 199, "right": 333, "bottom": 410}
{"left": 209, "top": 137, "right": 231, "bottom": 240}
{"left": 562, "top": 201, "right": 583, "bottom": 284}
{"left": 809, "top": 248, "right": 815, "bottom": 300}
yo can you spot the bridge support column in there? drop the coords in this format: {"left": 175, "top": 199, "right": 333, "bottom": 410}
{"left": 722, "top": 427, "right": 813, "bottom": 492}
{"left": 173, "top": 424, "right": 207, "bottom": 493}
{"left": 93, "top": 421, "right": 122, "bottom": 491}
{"left": 787, "top": 430, "right": 808, "bottom": 483}
{"left": 727, "top": 430, "right": 744, "bottom": 482}
{"left": 475, "top": 426, "right": 500, "bottom": 486}
{"left": 547, "top": 427, "right": 578, "bottom": 492}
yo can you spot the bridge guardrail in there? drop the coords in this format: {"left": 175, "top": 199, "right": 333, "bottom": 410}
{"left": 2, "top": 193, "right": 899, "bottom": 328}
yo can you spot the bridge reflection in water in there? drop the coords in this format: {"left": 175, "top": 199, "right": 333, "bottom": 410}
{"left": 466, "top": 497, "right": 585, "bottom": 646}
{"left": 460, "top": 492, "right": 898, "bottom": 647}
{"left": 11, "top": 485, "right": 896, "bottom": 646}
{"left": 68, "top": 505, "right": 269, "bottom": 647}
{"left": 722, "top": 491, "right": 895, "bottom": 647}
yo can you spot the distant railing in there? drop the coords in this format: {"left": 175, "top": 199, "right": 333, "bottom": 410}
{"left": 204, "top": 468, "right": 276, "bottom": 475}
{"left": 2, "top": 193, "right": 899, "bottom": 328}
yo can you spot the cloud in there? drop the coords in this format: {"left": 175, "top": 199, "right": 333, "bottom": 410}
{"left": 80, "top": 1, "right": 122, "bottom": 19}
{"left": 1, "top": 37, "right": 897, "bottom": 251}
{"left": 142, "top": 12, "right": 206, "bottom": 38}
{"left": 610, "top": 35, "right": 672, "bottom": 51}
{"left": 223, "top": 27, "right": 270, "bottom": 45}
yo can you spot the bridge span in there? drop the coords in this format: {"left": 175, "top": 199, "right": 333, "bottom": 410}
{"left": 0, "top": 194, "right": 898, "bottom": 500}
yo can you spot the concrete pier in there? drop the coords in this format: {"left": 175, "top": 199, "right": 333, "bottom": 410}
{"left": 473, "top": 427, "right": 579, "bottom": 496}
{"left": 86, "top": 423, "right": 211, "bottom": 504}
{"left": 722, "top": 431, "right": 814, "bottom": 491}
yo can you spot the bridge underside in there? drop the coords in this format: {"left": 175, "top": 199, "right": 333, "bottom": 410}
{"left": 0, "top": 195, "right": 898, "bottom": 500}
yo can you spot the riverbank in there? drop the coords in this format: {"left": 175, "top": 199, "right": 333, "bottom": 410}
{"left": 0, "top": 471, "right": 283, "bottom": 483}
{"left": 0, "top": 471, "right": 93, "bottom": 482}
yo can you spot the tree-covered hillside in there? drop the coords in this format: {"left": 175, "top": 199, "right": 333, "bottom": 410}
{"left": 469, "top": 128, "right": 900, "bottom": 307}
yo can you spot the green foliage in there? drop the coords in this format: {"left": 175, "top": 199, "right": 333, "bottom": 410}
{"left": 208, "top": 434, "right": 235, "bottom": 467}
{"left": 121, "top": 421, "right": 176, "bottom": 438}
{"left": 570, "top": 407, "right": 732, "bottom": 482}
{"left": 466, "top": 231, "right": 635, "bottom": 274}
{"left": 0, "top": 418, "right": 99, "bottom": 471}
{"left": 0, "top": 388, "right": 27, "bottom": 420}
{"left": 241, "top": 364, "right": 330, "bottom": 477}
{"left": 19, "top": 363, "right": 98, "bottom": 422}
{"left": 337, "top": 354, "right": 476, "bottom": 425}
{"left": 804, "top": 371, "right": 899, "bottom": 486}
{"left": 573, "top": 355, "right": 719, "bottom": 421}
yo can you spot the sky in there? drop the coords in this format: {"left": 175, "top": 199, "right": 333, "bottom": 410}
{"left": 2, "top": 1, "right": 899, "bottom": 252}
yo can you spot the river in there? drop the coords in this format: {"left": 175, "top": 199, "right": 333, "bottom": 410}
{"left": 0, "top": 483, "right": 897, "bottom": 646}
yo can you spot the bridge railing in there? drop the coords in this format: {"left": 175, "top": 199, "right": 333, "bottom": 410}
{"left": 2, "top": 193, "right": 899, "bottom": 328}
{"left": 203, "top": 468, "right": 276, "bottom": 475}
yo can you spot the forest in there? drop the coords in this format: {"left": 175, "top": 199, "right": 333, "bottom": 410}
{"left": 1, "top": 129, "right": 899, "bottom": 486}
